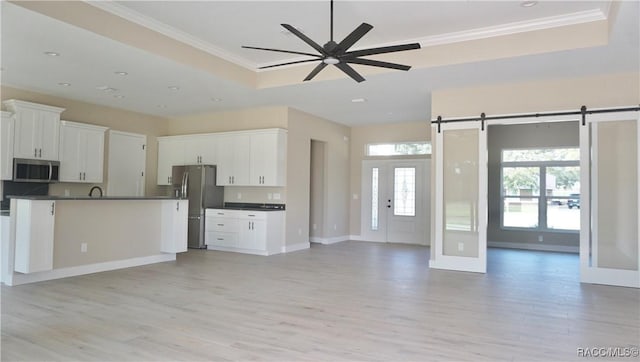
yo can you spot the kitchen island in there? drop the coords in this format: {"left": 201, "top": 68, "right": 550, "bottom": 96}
{"left": 1, "top": 196, "right": 188, "bottom": 286}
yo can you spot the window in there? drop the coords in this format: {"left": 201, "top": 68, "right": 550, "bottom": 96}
{"left": 501, "top": 148, "right": 580, "bottom": 231}
{"left": 393, "top": 167, "right": 416, "bottom": 216}
{"left": 367, "top": 142, "right": 431, "bottom": 156}
{"left": 371, "top": 168, "right": 379, "bottom": 230}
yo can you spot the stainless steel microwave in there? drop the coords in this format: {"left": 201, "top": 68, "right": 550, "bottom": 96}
{"left": 13, "top": 158, "right": 60, "bottom": 183}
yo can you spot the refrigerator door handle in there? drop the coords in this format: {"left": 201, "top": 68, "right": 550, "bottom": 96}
{"left": 182, "top": 172, "right": 189, "bottom": 198}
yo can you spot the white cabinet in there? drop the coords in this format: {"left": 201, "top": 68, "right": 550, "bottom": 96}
{"left": 1, "top": 112, "right": 14, "bottom": 180}
{"left": 157, "top": 134, "right": 219, "bottom": 185}
{"left": 205, "top": 209, "right": 284, "bottom": 255}
{"left": 250, "top": 129, "right": 287, "bottom": 186}
{"left": 3, "top": 100, "right": 64, "bottom": 161}
{"left": 160, "top": 200, "right": 188, "bottom": 253}
{"left": 14, "top": 199, "right": 56, "bottom": 273}
{"left": 59, "top": 121, "right": 108, "bottom": 183}
{"left": 157, "top": 138, "right": 185, "bottom": 185}
{"left": 216, "top": 134, "right": 251, "bottom": 186}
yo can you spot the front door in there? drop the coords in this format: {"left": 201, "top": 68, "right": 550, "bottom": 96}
{"left": 361, "top": 159, "right": 429, "bottom": 244}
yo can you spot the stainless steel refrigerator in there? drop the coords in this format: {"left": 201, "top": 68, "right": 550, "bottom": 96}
{"left": 172, "top": 165, "right": 224, "bottom": 248}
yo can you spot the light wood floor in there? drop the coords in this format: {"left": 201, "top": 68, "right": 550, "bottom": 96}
{"left": 2, "top": 241, "right": 639, "bottom": 361}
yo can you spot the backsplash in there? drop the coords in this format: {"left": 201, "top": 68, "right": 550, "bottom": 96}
{"left": 223, "top": 186, "right": 286, "bottom": 204}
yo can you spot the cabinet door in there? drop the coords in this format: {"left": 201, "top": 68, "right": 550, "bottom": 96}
{"left": 251, "top": 219, "right": 267, "bottom": 250}
{"left": 157, "top": 138, "right": 185, "bottom": 185}
{"left": 14, "top": 200, "right": 55, "bottom": 273}
{"left": 1, "top": 113, "right": 14, "bottom": 180}
{"left": 215, "top": 135, "right": 235, "bottom": 185}
{"left": 250, "top": 131, "right": 286, "bottom": 186}
{"left": 82, "top": 127, "right": 105, "bottom": 183}
{"left": 38, "top": 111, "right": 60, "bottom": 161}
{"left": 183, "top": 136, "right": 203, "bottom": 165}
{"left": 59, "top": 123, "right": 83, "bottom": 182}
{"left": 199, "top": 134, "right": 219, "bottom": 165}
{"left": 13, "top": 107, "right": 39, "bottom": 159}
{"left": 238, "top": 219, "right": 256, "bottom": 249}
{"left": 232, "top": 134, "right": 251, "bottom": 185}
{"left": 161, "top": 200, "right": 188, "bottom": 253}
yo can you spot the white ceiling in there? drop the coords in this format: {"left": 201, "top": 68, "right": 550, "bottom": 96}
{"left": 1, "top": 1, "right": 638, "bottom": 126}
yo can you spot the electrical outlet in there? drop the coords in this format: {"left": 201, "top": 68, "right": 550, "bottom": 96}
{"left": 457, "top": 242, "right": 464, "bottom": 252}
{"left": 538, "top": 235, "right": 544, "bottom": 242}
{"left": 298, "top": 228, "right": 302, "bottom": 235}
{"left": 64, "top": 189, "right": 70, "bottom": 197}
{"left": 267, "top": 193, "right": 273, "bottom": 200}
{"left": 313, "top": 224, "right": 317, "bottom": 230}
{"left": 334, "top": 224, "right": 337, "bottom": 230}
{"left": 353, "top": 194, "right": 359, "bottom": 200}
{"left": 237, "top": 192, "right": 242, "bottom": 200}
{"left": 81, "top": 243, "right": 87, "bottom": 253}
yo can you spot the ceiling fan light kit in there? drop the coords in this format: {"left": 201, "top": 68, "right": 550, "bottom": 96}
{"left": 242, "top": 0, "right": 421, "bottom": 83}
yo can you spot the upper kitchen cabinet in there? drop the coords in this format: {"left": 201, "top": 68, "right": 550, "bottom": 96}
{"left": 59, "top": 121, "right": 108, "bottom": 183}
{"left": 1, "top": 111, "right": 14, "bottom": 180}
{"left": 250, "top": 129, "right": 287, "bottom": 186}
{"left": 216, "top": 133, "right": 250, "bottom": 186}
{"left": 157, "top": 134, "right": 219, "bottom": 185}
{"left": 3, "top": 100, "right": 65, "bottom": 161}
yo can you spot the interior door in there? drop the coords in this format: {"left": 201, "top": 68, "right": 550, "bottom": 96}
{"left": 430, "top": 121, "right": 487, "bottom": 273}
{"left": 580, "top": 112, "right": 640, "bottom": 288}
{"left": 107, "top": 131, "right": 146, "bottom": 197}
{"left": 361, "top": 159, "right": 429, "bottom": 244}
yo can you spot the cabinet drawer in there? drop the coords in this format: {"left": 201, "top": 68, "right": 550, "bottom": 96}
{"left": 205, "top": 231, "right": 238, "bottom": 247}
{"left": 206, "top": 217, "right": 239, "bottom": 232}
{"left": 206, "top": 209, "right": 241, "bottom": 218}
{"left": 239, "top": 211, "right": 267, "bottom": 220}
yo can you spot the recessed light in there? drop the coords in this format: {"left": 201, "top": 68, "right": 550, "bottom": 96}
{"left": 168, "top": 86, "right": 180, "bottom": 91}
{"left": 351, "top": 98, "right": 367, "bottom": 103}
{"left": 114, "top": 71, "right": 128, "bottom": 76}
{"left": 96, "top": 85, "right": 118, "bottom": 93}
{"left": 521, "top": 1, "right": 538, "bottom": 7}
{"left": 157, "top": 104, "right": 167, "bottom": 108}
{"left": 211, "top": 98, "right": 223, "bottom": 102}
{"left": 44, "top": 51, "right": 60, "bottom": 57}
{"left": 58, "top": 82, "right": 71, "bottom": 87}
{"left": 114, "top": 94, "right": 125, "bottom": 99}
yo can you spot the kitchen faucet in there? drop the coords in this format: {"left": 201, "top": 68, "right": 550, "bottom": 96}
{"left": 89, "top": 186, "right": 103, "bottom": 198}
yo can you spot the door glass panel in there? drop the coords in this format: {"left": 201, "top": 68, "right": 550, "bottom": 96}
{"left": 443, "top": 129, "right": 479, "bottom": 257}
{"left": 393, "top": 167, "right": 416, "bottom": 216}
{"left": 371, "top": 168, "right": 379, "bottom": 231}
{"left": 595, "top": 121, "right": 638, "bottom": 271}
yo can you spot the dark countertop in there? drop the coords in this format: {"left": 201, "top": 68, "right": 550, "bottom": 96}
{"left": 0, "top": 210, "right": 9, "bottom": 216}
{"left": 6, "top": 196, "right": 182, "bottom": 201}
{"left": 215, "top": 202, "right": 286, "bottom": 212}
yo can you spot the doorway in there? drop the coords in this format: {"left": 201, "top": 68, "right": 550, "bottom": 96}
{"left": 360, "top": 159, "right": 430, "bottom": 244}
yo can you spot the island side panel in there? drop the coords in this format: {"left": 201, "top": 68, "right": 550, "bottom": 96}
{"left": 52, "top": 200, "right": 164, "bottom": 268}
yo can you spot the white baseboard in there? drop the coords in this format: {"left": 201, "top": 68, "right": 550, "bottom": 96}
{"left": 8, "top": 253, "right": 176, "bottom": 286}
{"left": 488, "top": 241, "right": 578, "bottom": 253}
{"left": 310, "top": 235, "right": 349, "bottom": 245}
{"left": 206, "top": 245, "right": 269, "bottom": 256}
{"left": 281, "top": 242, "right": 310, "bottom": 253}
{"left": 349, "top": 235, "right": 366, "bottom": 241}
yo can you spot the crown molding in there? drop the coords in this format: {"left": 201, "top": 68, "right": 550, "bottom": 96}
{"left": 87, "top": 1, "right": 257, "bottom": 70}
{"left": 86, "top": 2, "right": 607, "bottom": 72}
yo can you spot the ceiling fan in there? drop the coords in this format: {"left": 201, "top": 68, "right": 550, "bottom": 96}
{"left": 242, "top": 0, "right": 421, "bottom": 83}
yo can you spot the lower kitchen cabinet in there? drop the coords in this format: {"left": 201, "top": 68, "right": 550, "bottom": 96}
{"left": 13, "top": 199, "right": 56, "bottom": 274}
{"left": 204, "top": 209, "right": 284, "bottom": 255}
{"left": 160, "top": 200, "right": 188, "bottom": 253}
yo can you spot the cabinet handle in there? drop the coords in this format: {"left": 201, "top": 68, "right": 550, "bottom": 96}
{"left": 217, "top": 238, "right": 224, "bottom": 241}
{"left": 168, "top": 176, "right": 171, "bottom": 184}
{"left": 39, "top": 149, "right": 42, "bottom": 158}
{"left": 248, "top": 222, "right": 251, "bottom": 230}
{"left": 232, "top": 176, "right": 235, "bottom": 184}
{"left": 176, "top": 201, "right": 179, "bottom": 211}
{"left": 217, "top": 212, "right": 224, "bottom": 215}
{"left": 248, "top": 214, "right": 256, "bottom": 217}
{"left": 228, "top": 176, "right": 231, "bottom": 184}
{"left": 79, "top": 172, "right": 82, "bottom": 180}
{"left": 217, "top": 224, "right": 224, "bottom": 226}
{"left": 34, "top": 148, "right": 38, "bottom": 157}
{"left": 50, "top": 202, "right": 55, "bottom": 216}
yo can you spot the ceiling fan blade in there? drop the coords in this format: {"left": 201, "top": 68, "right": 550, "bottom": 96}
{"left": 281, "top": 24, "right": 328, "bottom": 55}
{"left": 242, "top": 46, "right": 321, "bottom": 58}
{"left": 345, "top": 58, "right": 411, "bottom": 71}
{"left": 335, "top": 62, "right": 365, "bottom": 83}
{"left": 337, "top": 23, "right": 373, "bottom": 53}
{"left": 304, "top": 63, "right": 328, "bottom": 81}
{"left": 344, "top": 43, "right": 421, "bottom": 58}
{"left": 259, "top": 59, "right": 323, "bottom": 69}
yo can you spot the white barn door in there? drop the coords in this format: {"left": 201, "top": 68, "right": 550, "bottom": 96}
{"left": 580, "top": 111, "right": 640, "bottom": 288}
{"left": 430, "top": 121, "right": 487, "bottom": 273}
